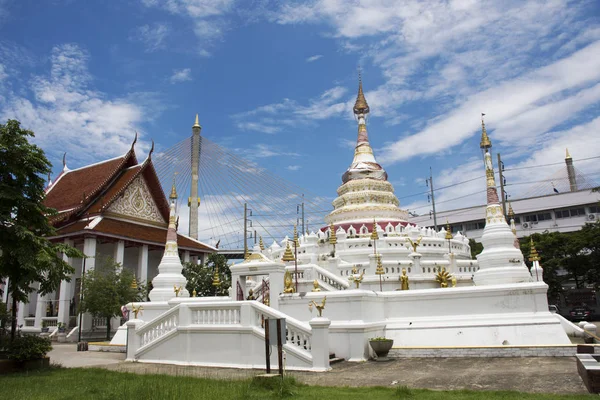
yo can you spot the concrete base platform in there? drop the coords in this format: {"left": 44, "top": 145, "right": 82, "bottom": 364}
{"left": 88, "top": 342, "right": 126, "bottom": 353}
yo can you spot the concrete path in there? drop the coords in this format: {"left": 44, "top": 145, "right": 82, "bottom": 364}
{"left": 48, "top": 344, "right": 588, "bottom": 395}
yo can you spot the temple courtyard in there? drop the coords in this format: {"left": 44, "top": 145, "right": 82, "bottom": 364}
{"left": 23, "top": 343, "right": 588, "bottom": 395}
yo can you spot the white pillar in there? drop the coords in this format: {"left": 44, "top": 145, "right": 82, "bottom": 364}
{"left": 17, "top": 301, "right": 25, "bottom": 328}
{"left": 34, "top": 291, "right": 46, "bottom": 328}
{"left": 114, "top": 240, "right": 125, "bottom": 268}
{"left": 137, "top": 244, "right": 149, "bottom": 285}
{"left": 125, "top": 320, "right": 144, "bottom": 361}
{"left": 83, "top": 236, "right": 97, "bottom": 271}
{"left": 183, "top": 251, "right": 191, "bottom": 263}
{"left": 1, "top": 278, "right": 8, "bottom": 304}
{"left": 309, "top": 317, "right": 331, "bottom": 372}
{"left": 58, "top": 239, "right": 73, "bottom": 326}
{"left": 268, "top": 270, "right": 285, "bottom": 310}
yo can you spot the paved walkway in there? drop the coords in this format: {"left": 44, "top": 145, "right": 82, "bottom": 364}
{"left": 48, "top": 344, "right": 588, "bottom": 395}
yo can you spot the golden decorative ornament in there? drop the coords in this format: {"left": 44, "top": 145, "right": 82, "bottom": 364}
{"left": 308, "top": 297, "right": 327, "bottom": 317}
{"left": 400, "top": 268, "right": 409, "bottom": 290}
{"left": 353, "top": 74, "right": 370, "bottom": 115}
{"left": 479, "top": 113, "right": 492, "bottom": 149}
{"left": 375, "top": 254, "right": 384, "bottom": 275}
{"left": 293, "top": 224, "right": 299, "bottom": 247}
{"left": 435, "top": 268, "right": 452, "bottom": 288}
{"left": 130, "top": 278, "right": 138, "bottom": 290}
{"left": 445, "top": 221, "right": 453, "bottom": 240}
{"left": 259, "top": 236, "right": 265, "bottom": 251}
{"left": 173, "top": 285, "right": 182, "bottom": 297}
{"left": 192, "top": 289, "right": 197, "bottom": 297}
{"left": 529, "top": 238, "right": 541, "bottom": 262}
{"left": 281, "top": 241, "right": 295, "bottom": 262}
{"left": 329, "top": 223, "right": 337, "bottom": 245}
{"left": 283, "top": 270, "right": 295, "bottom": 293}
{"left": 370, "top": 220, "right": 379, "bottom": 241}
{"left": 311, "top": 280, "right": 321, "bottom": 292}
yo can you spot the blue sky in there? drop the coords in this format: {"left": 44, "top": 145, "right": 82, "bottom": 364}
{"left": 1, "top": 0, "right": 600, "bottom": 224}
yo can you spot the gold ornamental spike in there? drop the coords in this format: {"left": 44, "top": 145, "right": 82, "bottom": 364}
{"left": 565, "top": 148, "right": 572, "bottom": 160}
{"left": 480, "top": 113, "right": 492, "bottom": 150}
{"left": 445, "top": 220, "right": 453, "bottom": 240}
{"left": 329, "top": 223, "right": 337, "bottom": 245}
{"left": 353, "top": 72, "right": 370, "bottom": 115}
{"left": 293, "top": 224, "right": 299, "bottom": 247}
{"left": 169, "top": 172, "right": 178, "bottom": 200}
{"left": 507, "top": 202, "right": 515, "bottom": 220}
{"left": 370, "top": 220, "right": 379, "bottom": 241}
{"left": 193, "top": 113, "right": 201, "bottom": 128}
{"left": 529, "top": 237, "right": 540, "bottom": 262}
{"left": 282, "top": 240, "right": 295, "bottom": 262}
{"left": 259, "top": 236, "right": 265, "bottom": 251}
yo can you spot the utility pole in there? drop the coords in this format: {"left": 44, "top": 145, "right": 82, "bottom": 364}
{"left": 301, "top": 194, "right": 305, "bottom": 236}
{"left": 497, "top": 153, "right": 507, "bottom": 216}
{"left": 426, "top": 167, "right": 438, "bottom": 231}
{"left": 243, "top": 203, "right": 248, "bottom": 258}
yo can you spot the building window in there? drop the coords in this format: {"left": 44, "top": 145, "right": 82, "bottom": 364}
{"left": 590, "top": 205, "right": 600, "bottom": 214}
{"left": 465, "top": 221, "right": 485, "bottom": 230}
{"left": 555, "top": 207, "right": 586, "bottom": 219}
{"left": 524, "top": 212, "right": 552, "bottom": 223}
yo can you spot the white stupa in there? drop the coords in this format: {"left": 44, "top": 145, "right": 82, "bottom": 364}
{"left": 474, "top": 115, "right": 531, "bottom": 285}
{"left": 148, "top": 180, "right": 190, "bottom": 301}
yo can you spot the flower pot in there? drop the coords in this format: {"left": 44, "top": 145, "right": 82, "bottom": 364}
{"left": 369, "top": 339, "right": 394, "bottom": 360}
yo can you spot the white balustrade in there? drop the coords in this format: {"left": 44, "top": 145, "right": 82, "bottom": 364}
{"left": 138, "top": 307, "right": 180, "bottom": 348}
{"left": 191, "top": 306, "right": 240, "bottom": 325}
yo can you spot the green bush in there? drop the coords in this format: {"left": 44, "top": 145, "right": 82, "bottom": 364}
{"left": 8, "top": 335, "right": 52, "bottom": 361}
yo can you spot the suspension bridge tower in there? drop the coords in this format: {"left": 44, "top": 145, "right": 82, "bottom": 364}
{"left": 189, "top": 114, "right": 201, "bottom": 239}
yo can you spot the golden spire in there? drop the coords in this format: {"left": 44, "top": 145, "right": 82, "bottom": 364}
{"left": 281, "top": 240, "right": 295, "bottom": 262}
{"left": 193, "top": 114, "right": 201, "bottom": 128}
{"left": 565, "top": 148, "right": 572, "bottom": 160}
{"left": 479, "top": 113, "right": 492, "bottom": 150}
{"left": 375, "top": 254, "right": 384, "bottom": 275}
{"left": 353, "top": 71, "right": 370, "bottom": 115}
{"left": 130, "top": 278, "right": 138, "bottom": 290}
{"left": 445, "top": 220, "right": 453, "bottom": 240}
{"left": 370, "top": 220, "right": 379, "bottom": 241}
{"left": 293, "top": 224, "right": 299, "bottom": 247}
{"left": 169, "top": 173, "right": 178, "bottom": 200}
{"left": 507, "top": 202, "right": 515, "bottom": 220}
{"left": 529, "top": 237, "right": 540, "bottom": 262}
{"left": 259, "top": 236, "right": 265, "bottom": 251}
{"left": 329, "top": 223, "right": 337, "bottom": 245}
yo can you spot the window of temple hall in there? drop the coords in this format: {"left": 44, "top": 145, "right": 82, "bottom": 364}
{"left": 465, "top": 220, "right": 485, "bottom": 230}
{"left": 524, "top": 212, "right": 552, "bottom": 223}
{"left": 589, "top": 205, "right": 599, "bottom": 213}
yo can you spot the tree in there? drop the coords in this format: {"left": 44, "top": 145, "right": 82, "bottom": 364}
{"left": 0, "top": 119, "right": 83, "bottom": 340}
{"left": 468, "top": 238, "right": 483, "bottom": 259}
{"left": 183, "top": 253, "right": 231, "bottom": 297}
{"left": 79, "top": 256, "right": 143, "bottom": 340}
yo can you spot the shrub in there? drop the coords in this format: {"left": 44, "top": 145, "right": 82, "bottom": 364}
{"left": 8, "top": 335, "right": 52, "bottom": 361}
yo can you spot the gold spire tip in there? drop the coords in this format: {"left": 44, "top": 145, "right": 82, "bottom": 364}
{"left": 353, "top": 72, "right": 370, "bottom": 115}
{"left": 193, "top": 113, "right": 201, "bottom": 128}
{"left": 169, "top": 173, "right": 178, "bottom": 200}
{"left": 565, "top": 148, "right": 572, "bottom": 159}
{"left": 479, "top": 113, "right": 491, "bottom": 150}
{"left": 507, "top": 202, "right": 515, "bottom": 219}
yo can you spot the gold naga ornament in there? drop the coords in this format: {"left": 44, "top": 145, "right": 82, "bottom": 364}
{"left": 308, "top": 297, "right": 327, "bottom": 317}
{"left": 131, "top": 304, "right": 143, "bottom": 319}
{"left": 435, "top": 267, "right": 453, "bottom": 288}
{"left": 399, "top": 268, "right": 409, "bottom": 290}
{"left": 349, "top": 266, "right": 365, "bottom": 289}
{"left": 283, "top": 270, "right": 295, "bottom": 293}
{"left": 173, "top": 285, "right": 183, "bottom": 297}
{"left": 406, "top": 236, "right": 423, "bottom": 253}
{"left": 311, "top": 279, "right": 321, "bottom": 292}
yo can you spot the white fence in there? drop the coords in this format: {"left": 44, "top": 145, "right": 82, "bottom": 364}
{"left": 126, "top": 301, "right": 331, "bottom": 372}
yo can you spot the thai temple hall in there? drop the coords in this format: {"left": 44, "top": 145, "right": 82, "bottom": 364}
{"left": 111, "top": 79, "right": 579, "bottom": 371}
{"left": 9, "top": 136, "right": 215, "bottom": 336}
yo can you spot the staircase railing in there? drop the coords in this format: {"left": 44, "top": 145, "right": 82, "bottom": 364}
{"left": 136, "top": 305, "right": 180, "bottom": 349}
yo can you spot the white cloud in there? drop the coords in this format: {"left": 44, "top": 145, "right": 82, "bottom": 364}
{"left": 0, "top": 64, "right": 6, "bottom": 81}
{"left": 286, "top": 165, "right": 301, "bottom": 171}
{"left": 234, "top": 143, "right": 300, "bottom": 159}
{"left": 130, "top": 23, "right": 170, "bottom": 52}
{"left": 0, "top": 44, "right": 152, "bottom": 168}
{"left": 169, "top": 68, "right": 192, "bottom": 83}
{"left": 306, "top": 54, "right": 323, "bottom": 62}
{"left": 140, "top": 0, "right": 235, "bottom": 54}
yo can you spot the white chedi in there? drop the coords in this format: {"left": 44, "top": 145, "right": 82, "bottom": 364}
{"left": 148, "top": 195, "right": 189, "bottom": 301}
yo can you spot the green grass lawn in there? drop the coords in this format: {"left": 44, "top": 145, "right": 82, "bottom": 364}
{"left": 0, "top": 367, "right": 595, "bottom": 400}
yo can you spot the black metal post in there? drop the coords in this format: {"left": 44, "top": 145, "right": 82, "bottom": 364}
{"left": 77, "top": 257, "right": 87, "bottom": 344}
{"left": 277, "top": 319, "right": 284, "bottom": 376}
{"left": 264, "top": 318, "right": 271, "bottom": 373}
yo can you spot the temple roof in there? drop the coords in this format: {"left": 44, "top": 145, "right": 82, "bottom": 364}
{"left": 52, "top": 217, "right": 216, "bottom": 253}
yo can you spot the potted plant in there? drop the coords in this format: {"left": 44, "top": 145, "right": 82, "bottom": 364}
{"left": 57, "top": 322, "right": 66, "bottom": 333}
{"left": 369, "top": 336, "right": 394, "bottom": 361}
{"left": 40, "top": 320, "right": 49, "bottom": 333}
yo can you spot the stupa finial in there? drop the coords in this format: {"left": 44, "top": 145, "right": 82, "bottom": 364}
{"left": 259, "top": 236, "right": 264, "bottom": 251}
{"left": 529, "top": 238, "right": 540, "bottom": 262}
{"left": 169, "top": 173, "right": 178, "bottom": 201}
{"left": 565, "top": 148, "right": 572, "bottom": 160}
{"left": 329, "top": 223, "right": 337, "bottom": 245}
{"left": 353, "top": 69, "right": 370, "bottom": 115}
{"left": 507, "top": 202, "right": 515, "bottom": 220}
{"left": 480, "top": 113, "right": 491, "bottom": 150}
{"left": 445, "top": 220, "right": 453, "bottom": 240}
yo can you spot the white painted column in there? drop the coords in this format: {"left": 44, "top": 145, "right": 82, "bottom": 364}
{"left": 183, "top": 251, "right": 191, "bottom": 263}
{"left": 137, "top": 244, "right": 149, "bottom": 285}
{"left": 57, "top": 239, "right": 73, "bottom": 326}
{"left": 83, "top": 236, "right": 97, "bottom": 271}
{"left": 34, "top": 291, "right": 46, "bottom": 329}
{"left": 268, "top": 270, "right": 285, "bottom": 310}
{"left": 113, "top": 240, "right": 125, "bottom": 268}
{"left": 17, "top": 301, "right": 25, "bottom": 328}
{"left": 309, "top": 317, "right": 331, "bottom": 372}
{"left": 1, "top": 277, "right": 8, "bottom": 304}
